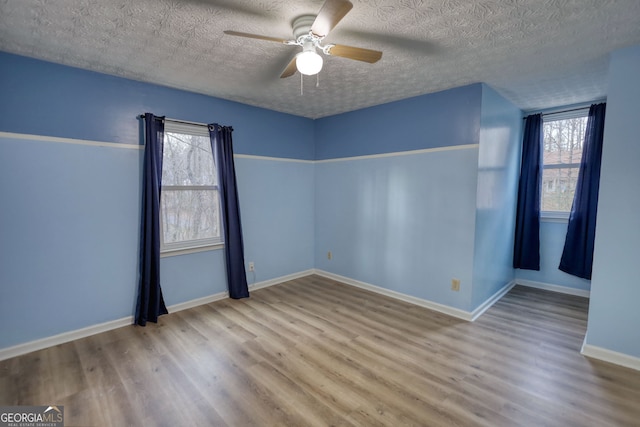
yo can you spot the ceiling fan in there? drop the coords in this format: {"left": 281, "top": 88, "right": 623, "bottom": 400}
{"left": 224, "top": 0, "right": 382, "bottom": 78}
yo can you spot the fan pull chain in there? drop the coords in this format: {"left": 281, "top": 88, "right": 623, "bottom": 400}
{"left": 299, "top": 74, "right": 319, "bottom": 95}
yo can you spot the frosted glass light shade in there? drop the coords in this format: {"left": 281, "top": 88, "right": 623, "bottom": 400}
{"left": 296, "top": 50, "right": 323, "bottom": 75}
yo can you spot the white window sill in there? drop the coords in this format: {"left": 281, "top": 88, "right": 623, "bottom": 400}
{"left": 161, "top": 243, "right": 224, "bottom": 258}
{"left": 541, "top": 212, "right": 569, "bottom": 223}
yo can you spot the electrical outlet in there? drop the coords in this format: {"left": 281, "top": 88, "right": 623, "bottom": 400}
{"left": 248, "top": 262, "right": 254, "bottom": 272}
{"left": 327, "top": 251, "right": 332, "bottom": 260}
{"left": 451, "top": 278, "right": 460, "bottom": 291}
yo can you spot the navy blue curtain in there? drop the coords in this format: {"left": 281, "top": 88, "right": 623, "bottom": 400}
{"left": 209, "top": 124, "right": 250, "bottom": 299}
{"left": 513, "top": 114, "right": 543, "bottom": 270}
{"left": 136, "top": 113, "right": 169, "bottom": 326}
{"left": 559, "top": 103, "right": 606, "bottom": 279}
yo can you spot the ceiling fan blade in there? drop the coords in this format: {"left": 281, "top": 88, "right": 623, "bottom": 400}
{"left": 223, "top": 30, "right": 289, "bottom": 44}
{"left": 327, "top": 44, "right": 382, "bottom": 63}
{"left": 338, "top": 30, "right": 443, "bottom": 56}
{"left": 311, "top": 0, "right": 353, "bottom": 38}
{"left": 280, "top": 57, "right": 298, "bottom": 78}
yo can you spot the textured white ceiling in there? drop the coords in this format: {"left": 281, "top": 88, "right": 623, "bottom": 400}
{"left": 1, "top": 0, "right": 639, "bottom": 118}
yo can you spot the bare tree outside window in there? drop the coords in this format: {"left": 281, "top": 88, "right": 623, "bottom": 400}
{"left": 541, "top": 116, "right": 587, "bottom": 212}
{"left": 160, "top": 126, "right": 222, "bottom": 251}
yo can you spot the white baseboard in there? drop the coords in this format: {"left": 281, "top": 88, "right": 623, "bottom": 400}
{"left": 0, "top": 294, "right": 227, "bottom": 362}
{"left": 516, "top": 279, "right": 590, "bottom": 298}
{"left": 470, "top": 280, "right": 516, "bottom": 321}
{"left": 0, "top": 315, "right": 135, "bottom": 362}
{"left": 581, "top": 339, "right": 640, "bottom": 372}
{"left": 314, "top": 270, "right": 472, "bottom": 321}
{"left": 0, "top": 269, "right": 513, "bottom": 361}
{"left": 314, "top": 270, "right": 513, "bottom": 322}
{"left": 0, "top": 270, "right": 315, "bottom": 362}
{"left": 249, "top": 269, "right": 315, "bottom": 291}
{"left": 167, "top": 291, "right": 228, "bottom": 312}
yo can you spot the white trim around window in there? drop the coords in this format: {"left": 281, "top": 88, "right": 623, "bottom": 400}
{"left": 541, "top": 211, "right": 570, "bottom": 222}
{"left": 160, "top": 242, "right": 224, "bottom": 258}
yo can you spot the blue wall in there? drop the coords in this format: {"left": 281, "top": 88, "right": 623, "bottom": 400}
{"left": 0, "top": 137, "right": 142, "bottom": 346}
{"left": 314, "top": 84, "right": 482, "bottom": 159}
{"left": 315, "top": 84, "right": 501, "bottom": 311}
{"left": 235, "top": 157, "right": 315, "bottom": 284}
{"left": 0, "top": 52, "right": 315, "bottom": 349}
{"left": 470, "top": 85, "right": 521, "bottom": 310}
{"left": 314, "top": 147, "right": 480, "bottom": 310}
{"left": 314, "top": 84, "right": 521, "bottom": 312}
{"left": 586, "top": 45, "right": 640, "bottom": 358}
{"left": 0, "top": 52, "right": 314, "bottom": 159}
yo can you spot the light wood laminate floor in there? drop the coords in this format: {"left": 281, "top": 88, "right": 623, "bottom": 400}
{"left": 1, "top": 275, "right": 639, "bottom": 426}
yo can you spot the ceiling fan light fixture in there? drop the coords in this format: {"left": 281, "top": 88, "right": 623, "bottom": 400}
{"left": 296, "top": 50, "right": 323, "bottom": 75}
{"left": 224, "top": 0, "right": 383, "bottom": 80}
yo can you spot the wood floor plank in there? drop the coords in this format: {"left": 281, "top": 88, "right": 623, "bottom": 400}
{"left": 1, "top": 277, "right": 639, "bottom": 426}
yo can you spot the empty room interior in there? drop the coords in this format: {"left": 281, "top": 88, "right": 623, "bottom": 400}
{"left": 1, "top": 0, "right": 640, "bottom": 425}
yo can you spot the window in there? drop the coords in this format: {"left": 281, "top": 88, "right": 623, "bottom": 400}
{"left": 541, "top": 111, "right": 588, "bottom": 216}
{"left": 160, "top": 122, "right": 223, "bottom": 253}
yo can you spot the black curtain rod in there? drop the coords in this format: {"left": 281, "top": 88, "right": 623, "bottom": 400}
{"left": 138, "top": 114, "right": 208, "bottom": 127}
{"left": 523, "top": 104, "right": 601, "bottom": 119}
{"left": 542, "top": 106, "right": 590, "bottom": 116}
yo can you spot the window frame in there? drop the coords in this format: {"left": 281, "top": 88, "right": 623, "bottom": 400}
{"left": 540, "top": 108, "right": 589, "bottom": 221}
{"left": 159, "top": 121, "right": 224, "bottom": 256}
